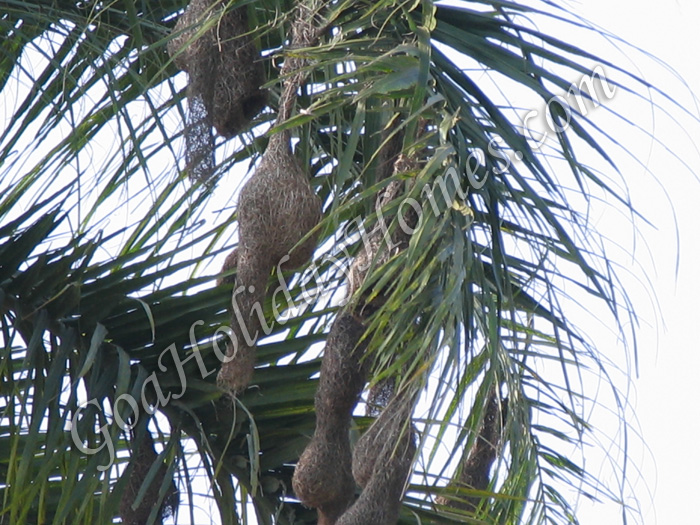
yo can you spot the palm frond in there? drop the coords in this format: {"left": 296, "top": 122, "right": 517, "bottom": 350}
{"left": 0, "top": 0, "right": 689, "bottom": 523}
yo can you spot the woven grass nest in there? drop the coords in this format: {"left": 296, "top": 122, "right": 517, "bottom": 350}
{"left": 292, "top": 312, "right": 416, "bottom": 525}
{"left": 214, "top": 0, "right": 326, "bottom": 394}
{"left": 216, "top": 248, "right": 269, "bottom": 393}
{"left": 238, "top": 132, "right": 323, "bottom": 270}
{"left": 347, "top": 154, "right": 419, "bottom": 319}
{"left": 436, "top": 387, "right": 508, "bottom": 511}
{"left": 215, "top": 131, "right": 322, "bottom": 393}
{"left": 292, "top": 313, "right": 368, "bottom": 521}
{"left": 289, "top": 120, "right": 424, "bottom": 524}
{"left": 335, "top": 394, "right": 415, "bottom": 525}
{"left": 168, "top": 0, "right": 268, "bottom": 138}
{"left": 119, "top": 429, "right": 179, "bottom": 525}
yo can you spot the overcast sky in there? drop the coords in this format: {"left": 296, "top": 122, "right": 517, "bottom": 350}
{"left": 566, "top": 1, "right": 700, "bottom": 523}
{"left": 5, "top": 1, "right": 693, "bottom": 522}
{"left": 187, "top": 2, "right": 700, "bottom": 522}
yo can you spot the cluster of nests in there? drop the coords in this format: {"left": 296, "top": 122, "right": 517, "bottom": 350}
{"left": 212, "top": 0, "right": 324, "bottom": 394}
{"left": 170, "top": 0, "right": 424, "bottom": 520}
{"left": 169, "top": 0, "right": 323, "bottom": 391}
{"left": 114, "top": 2, "right": 509, "bottom": 524}
{"left": 291, "top": 144, "right": 422, "bottom": 523}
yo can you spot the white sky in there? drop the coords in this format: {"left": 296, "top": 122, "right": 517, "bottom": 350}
{"left": 568, "top": 0, "right": 700, "bottom": 523}
{"left": 4, "top": 1, "right": 697, "bottom": 523}
{"left": 143, "top": 2, "right": 700, "bottom": 523}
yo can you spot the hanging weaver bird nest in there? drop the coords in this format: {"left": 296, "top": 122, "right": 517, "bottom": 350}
{"left": 216, "top": 1, "right": 323, "bottom": 394}
{"left": 168, "top": 0, "right": 267, "bottom": 137}
{"left": 294, "top": 423, "right": 355, "bottom": 524}
{"left": 314, "top": 313, "right": 370, "bottom": 416}
{"left": 168, "top": 0, "right": 267, "bottom": 180}
{"left": 119, "top": 428, "right": 179, "bottom": 525}
{"left": 291, "top": 120, "right": 426, "bottom": 523}
{"left": 334, "top": 394, "right": 415, "bottom": 525}
{"left": 237, "top": 131, "right": 322, "bottom": 270}
{"left": 216, "top": 248, "right": 268, "bottom": 393}
{"left": 216, "top": 247, "right": 238, "bottom": 286}
{"left": 292, "top": 313, "right": 369, "bottom": 522}
{"left": 216, "top": 126, "right": 321, "bottom": 396}
{"left": 235, "top": 0, "right": 323, "bottom": 271}
{"left": 436, "top": 386, "right": 508, "bottom": 512}
{"left": 347, "top": 153, "right": 420, "bottom": 319}
{"left": 351, "top": 393, "right": 413, "bottom": 489}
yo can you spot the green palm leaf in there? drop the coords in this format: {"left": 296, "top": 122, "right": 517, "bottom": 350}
{"left": 0, "top": 0, "right": 686, "bottom": 523}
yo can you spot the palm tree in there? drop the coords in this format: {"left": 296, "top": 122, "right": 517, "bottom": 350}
{"left": 0, "top": 0, "right": 669, "bottom": 523}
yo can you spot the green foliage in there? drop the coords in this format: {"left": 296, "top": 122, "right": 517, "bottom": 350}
{"left": 0, "top": 0, "right": 676, "bottom": 523}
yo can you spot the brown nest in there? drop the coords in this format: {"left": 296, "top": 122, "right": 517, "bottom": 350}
{"left": 351, "top": 393, "right": 413, "bottom": 489}
{"left": 168, "top": 0, "right": 267, "bottom": 181}
{"left": 292, "top": 313, "right": 369, "bottom": 521}
{"left": 119, "top": 428, "right": 179, "bottom": 525}
{"left": 215, "top": 0, "right": 324, "bottom": 394}
{"left": 294, "top": 120, "right": 426, "bottom": 523}
{"left": 216, "top": 131, "right": 321, "bottom": 393}
{"left": 293, "top": 424, "right": 355, "bottom": 523}
{"left": 347, "top": 154, "right": 420, "bottom": 319}
{"left": 168, "top": 0, "right": 267, "bottom": 137}
{"left": 435, "top": 387, "right": 508, "bottom": 512}
{"left": 216, "top": 249, "right": 268, "bottom": 393}
{"left": 237, "top": 131, "right": 322, "bottom": 271}
{"left": 336, "top": 394, "right": 415, "bottom": 525}
{"left": 314, "top": 312, "right": 370, "bottom": 415}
